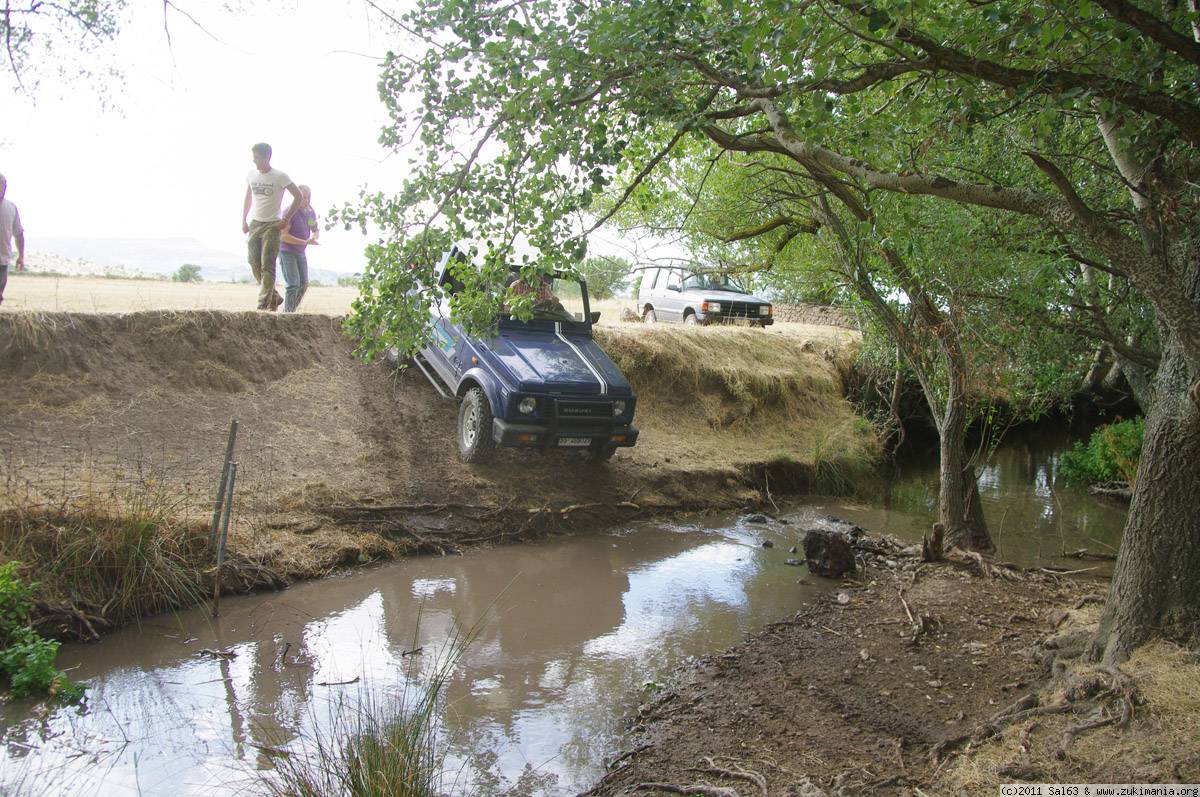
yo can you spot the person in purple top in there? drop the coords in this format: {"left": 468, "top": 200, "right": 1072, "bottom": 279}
{"left": 278, "top": 184, "right": 319, "bottom": 312}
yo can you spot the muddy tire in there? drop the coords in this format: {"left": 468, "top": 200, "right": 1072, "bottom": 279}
{"left": 586, "top": 441, "right": 618, "bottom": 463}
{"left": 457, "top": 387, "right": 495, "bottom": 463}
{"left": 643, "top": 307, "right": 657, "bottom": 324}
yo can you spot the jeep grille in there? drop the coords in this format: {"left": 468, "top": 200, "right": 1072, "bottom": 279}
{"left": 556, "top": 400, "right": 611, "bottom": 419}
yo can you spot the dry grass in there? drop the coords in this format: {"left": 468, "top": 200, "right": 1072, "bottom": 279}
{"left": 941, "top": 610, "right": 1200, "bottom": 795}
{"left": 1, "top": 274, "right": 358, "bottom": 314}
{"left": 0, "top": 487, "right": 211, "bottom": 635}
{"left": 596, "top": 325, "right": 876, "bottom": 473}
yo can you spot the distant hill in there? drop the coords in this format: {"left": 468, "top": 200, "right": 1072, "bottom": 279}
{"left": 24, "top": 250, "right": 145, "bottom": 278}
{"left": 30, "top": 237, "right": 347, "bottom": 284}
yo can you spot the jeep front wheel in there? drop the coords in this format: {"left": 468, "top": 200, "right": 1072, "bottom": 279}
{"left": 457, "top": 387, "right": 495, "bottom": 463}
{"left": 586, "top": 441, "right": 618, "bottom": 463}
{"left": 643, "top": 307, "right": 657, "bottom": 324}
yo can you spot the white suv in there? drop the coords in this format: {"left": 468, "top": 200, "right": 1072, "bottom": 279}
{"left": 637, "top": 268, "right": 774, "bottom": 326}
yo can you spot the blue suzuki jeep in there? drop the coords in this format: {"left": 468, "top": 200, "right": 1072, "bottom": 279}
{"left": 411, "top": 247, "right": 639, "bottom": 463}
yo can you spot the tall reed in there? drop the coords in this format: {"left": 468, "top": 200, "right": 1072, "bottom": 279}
{"left": 256, "top": 619, "right": 477, "bottom": 797}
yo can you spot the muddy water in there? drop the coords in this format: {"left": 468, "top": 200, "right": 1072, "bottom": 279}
{"left": 0, "top": 518, "right": 830, "bottom": 796}
{"left": 0, "top": 435, "right": 1128, "bottom": 796}
{"left": 807, "top": 431, "right": 1128, "bottom": 569}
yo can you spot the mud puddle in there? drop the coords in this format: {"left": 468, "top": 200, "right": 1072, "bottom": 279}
{"left": 0, "top": 514, "right": 830, "bottom": 796}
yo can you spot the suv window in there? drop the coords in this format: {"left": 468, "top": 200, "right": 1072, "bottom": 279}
{"left": 682, "top": 274, "right": 747, "bottom": 293}
{"left": 647, "top": 268, "right": 661, "bottom": 290}
{"left": 666, "top": 270, "right": 682, "bottom": 291}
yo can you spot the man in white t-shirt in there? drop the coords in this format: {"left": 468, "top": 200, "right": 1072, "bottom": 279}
{"left": 242, "top": 142, "right": 303, "bottom": 310}
{"left": 0, "top": 173, "right": 25, "bottom": 307}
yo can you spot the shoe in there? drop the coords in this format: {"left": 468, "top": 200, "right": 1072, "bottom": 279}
{"left": 269, "top": 292, "right": 284, "bottom": 311}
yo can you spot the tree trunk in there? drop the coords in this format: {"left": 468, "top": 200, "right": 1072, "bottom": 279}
{"left": 1088, "top": 336, "right": 1200, "bottom": 663}
{"left": 937, "top": 402, "right": 994, "bottom": 552}
{"left": 1081, "top": 344, "right": 1111, "bottom": 393}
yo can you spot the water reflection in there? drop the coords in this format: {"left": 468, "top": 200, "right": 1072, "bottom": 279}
{"left": 810, "top": 431, "right": 1127, "bottom": 568}
{"left": 0, "top": 520, "right": 824, "bottom": 796}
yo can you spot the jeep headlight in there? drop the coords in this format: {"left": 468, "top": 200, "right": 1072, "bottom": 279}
{"left": 759, "top": 305, "right": 770, "bottom": 316}
{"left": 518, "top": 397, "right": 537, "bottom": 414}
{"left": 612, "top": 400, "right": 626, "bottom": 417}
{"left": 708, "top": 302, "right": 721, "bottom": 313}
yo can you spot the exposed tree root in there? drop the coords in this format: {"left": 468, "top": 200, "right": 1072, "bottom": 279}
{"left": 687, "top": 757, "right": 768, "bottom": 797}
{"left": 920, "top": 522, "right": 944, "bottom": 563}
{"left": 1055, "top": 712, "right": 1119, "bottom": 759}
{"left": 935, "top": 660, "right": 1142, "bottom": 768}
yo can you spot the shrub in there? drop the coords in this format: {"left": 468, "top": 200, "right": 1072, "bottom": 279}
{"left": 1060, "top": 417, "right": 1144, "bottom": 487}
{"left": 0, "top": 561, "right": 84, "bottom": 700}
{"left": 173, "top": 264, "right": 203, "bottom": 282}
{"left": 337, "top": 274, "right": 361, "bottom": 288}
{"left": 579, "top": 255, "right": 632, "bottom": 300}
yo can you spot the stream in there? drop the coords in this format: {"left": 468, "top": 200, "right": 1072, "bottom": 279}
{"left": 0, "top": 437, "right": 1128, "bottom": 796}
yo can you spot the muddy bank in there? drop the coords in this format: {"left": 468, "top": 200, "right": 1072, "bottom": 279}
{"left": 0, "top": 311, "right": 873, "bottom": 639}
{"left": 584, "top": 532, "right": 1198, "bottom": 796}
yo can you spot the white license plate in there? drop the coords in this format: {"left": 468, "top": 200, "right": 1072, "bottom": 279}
{"left": 558, "top": 437, "right": 591, "bottom": 448}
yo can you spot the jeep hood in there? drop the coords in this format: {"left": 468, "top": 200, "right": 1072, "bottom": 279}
{"left": 482, "top": 329, "right": 632, "bottom": 396}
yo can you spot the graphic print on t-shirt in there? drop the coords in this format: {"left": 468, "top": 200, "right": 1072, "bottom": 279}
{"left": 247, "top": 169, "right": 292, "bottom": 222}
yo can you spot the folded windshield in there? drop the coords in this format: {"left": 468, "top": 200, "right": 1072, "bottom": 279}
{"left": 682, "top": 274, "right": 747, "bottom": 293}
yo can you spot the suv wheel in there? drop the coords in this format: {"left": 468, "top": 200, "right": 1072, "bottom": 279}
{"left": 643, "top": 307, "right": 657, "bottom": 324}
{"left": 457, "top": 387, "right": 495, "bottom": 463}
{"left": 683, "top": 312, "right": 698, "bottom": 326}
{"left": 586, "top": 441, "right": 617, "bottom": 463}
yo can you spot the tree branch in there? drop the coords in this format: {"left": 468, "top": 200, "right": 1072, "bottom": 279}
{"left": 835, "top": 0, "right": 1200, "bottom": 145}
{"left": 716, "top": 214, "right": 817, "bottom": 242}
{"left": 1092, "top": 0, "right": 1200, "bottom": 67}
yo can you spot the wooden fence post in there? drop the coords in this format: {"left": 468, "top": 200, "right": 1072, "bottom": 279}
{"left": 209, "top": 419, "right": 239, "bottom": 551}
{"left": 212, "top": 461, "right": 238, "bottom": 619}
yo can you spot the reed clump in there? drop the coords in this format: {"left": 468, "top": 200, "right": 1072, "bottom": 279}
{"left": 256, "top": 622, "right": 476, "bottom": 797}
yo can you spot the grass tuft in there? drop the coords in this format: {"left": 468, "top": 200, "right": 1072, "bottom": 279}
{"left": 255, "top": 618, "right": 477, "bottom": 797}
{"left": 0, "top": 485, "right": 211, "bottom": 633}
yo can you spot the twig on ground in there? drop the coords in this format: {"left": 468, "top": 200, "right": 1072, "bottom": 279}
{"left": 632, "top": 784, "right": 740, "bottom": 796}
{"left": 1040, "top": 566, "right": 1101, "bottom": 575}
{"left": 317, "top": 676, "right": 361, "bottom": 686}
{"left": 607, "top": 744, "right": 651, "bottom": 770}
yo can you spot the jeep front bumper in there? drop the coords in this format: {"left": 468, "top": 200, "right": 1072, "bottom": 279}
{"left": 492, "top": 418, "right": 639, "bottom": 449}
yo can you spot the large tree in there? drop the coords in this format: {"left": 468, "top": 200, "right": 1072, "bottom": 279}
{"left": 353, "top": 0, "right": 1200, "bottom": 662}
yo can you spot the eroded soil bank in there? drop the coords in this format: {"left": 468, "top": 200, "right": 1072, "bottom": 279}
{"left": 584, "top": 537, "right": 1199, "bottom": 797}
{"left": 0, "top": 311, "right": 871, "bottom": 639}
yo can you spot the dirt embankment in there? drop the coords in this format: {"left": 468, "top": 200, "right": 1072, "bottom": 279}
{"left": 0, "top": 311, "right": 873, "bottom": 637}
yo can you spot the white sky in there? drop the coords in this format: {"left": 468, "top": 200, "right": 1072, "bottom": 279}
{"left": 0, "top": 0, "right": 679, "bottom": 276}
{"left": 2, "top": 1, "right": 415, "bottom": 275}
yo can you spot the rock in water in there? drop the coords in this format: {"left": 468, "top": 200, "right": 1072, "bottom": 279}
{"left": 802, "top": 529, "right": 856, "bottom": 577}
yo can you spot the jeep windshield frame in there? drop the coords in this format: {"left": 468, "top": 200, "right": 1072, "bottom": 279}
{"left": 499, "top": 271, "right": 593, "bottom": 332}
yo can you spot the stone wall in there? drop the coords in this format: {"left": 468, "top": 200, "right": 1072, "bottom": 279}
{"left": 773, "top": 302, "right": 857, "bottom": 329}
